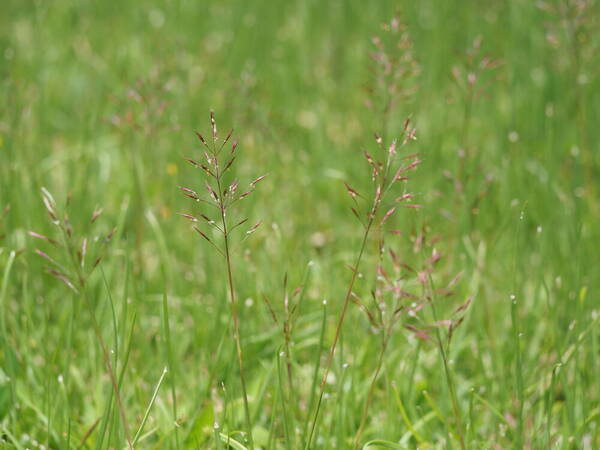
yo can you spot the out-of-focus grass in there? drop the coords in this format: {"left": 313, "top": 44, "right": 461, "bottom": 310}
{"left": 1, "top": 0, "right": 599, "bottom": 448}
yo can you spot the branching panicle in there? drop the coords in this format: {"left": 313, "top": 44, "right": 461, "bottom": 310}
{"left": 351, "top": 224, "right": 472, "bottom": 448}
{"left": 307, "top": 122, "right": 421, "bottom": 448}
{"left": 180, "top": 112, "right": 262, "bottom": 449}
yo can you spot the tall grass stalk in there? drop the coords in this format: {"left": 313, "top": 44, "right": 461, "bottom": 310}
{"left": 427, "top": 281, "right": 466, "bottom": 450}
{"left": 306, "top": 125, "right": 419, "bottom": 448}
{"left": 306, "top": 213, "right": 374, "bottom": 449}
{"left": 180, "top": 112, "right": 265, "bottom": 448}
{"left": 131, "top": 367, "right": 168, "bottom": 447}
{"left": 353, "top": 333, "right": 390, "bottom": 448}
{"left": 511, "top": 207, "right": 526, "bottom": 448}
{"left": 0, "top": 250, "right": 16, "bottom": 428}
{"left": 302, "top": 300, "right": 328, "bottom": 445}
{"left": 221, "top": 202, "right": 253, "bottom": 448}
{"left": 32, "top": 189, "right": 133, "bottom": 448}
{"left": 147, "top": 209, "right": 181, "bottom": 448}
{"left": 81, "top": 288, "right": 132, "bottom": 448}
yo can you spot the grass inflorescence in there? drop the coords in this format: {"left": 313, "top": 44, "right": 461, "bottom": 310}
{"left": 1, "top": 1, "right": 599, "bottom": 449}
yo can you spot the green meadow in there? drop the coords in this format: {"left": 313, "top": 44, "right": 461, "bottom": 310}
{"left": 1, "top": 0, "right": 599, "bottom": 448}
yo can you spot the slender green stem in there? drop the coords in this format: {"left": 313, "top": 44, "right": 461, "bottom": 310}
{"left": 306, "top": 216, "right": 374, "bottom": 449}
{"left": 132, "top": 367, "right": 168, "bottom": 446}
{"left": 427, "top": 272, "right": 466, "bottom": 450}
{"left": 353, "top": 333, "right": 390, "bottom": 448}
{"left": 147, "top": 210, "right": 181, "bottom": 448}
{"left": 277, "top": 349, "right": 293, "bottom": 450}
{"left": 81, "top": 285, "right": 133, "bottom": 449}
{"left": 511, "top": 208, "right": 525, "bottom": 449}
{"left": 214, "top": 151, "right": 254, "bottom": 449}
{"left": 162, "top": 290, "right": 181, "bottom": 449}
{"left": 58, "top": 222, "right": 132, "bottom": 449}
{"left": 303, "top": 300, "right": 327, "bottom": 446}
{"left": 0, "top": 250, "right": 16, "bottom": 430}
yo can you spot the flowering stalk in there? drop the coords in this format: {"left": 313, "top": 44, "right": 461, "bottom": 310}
{"left": 31, "top": 189, "right": 131, "bottom": 448}
{"left": 180, "top": 112, "right": 264, "bottom": 449}
{"left": 306, "top": 122, "right": 420, "bottom": 448}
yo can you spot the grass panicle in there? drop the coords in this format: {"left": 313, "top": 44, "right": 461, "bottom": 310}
{"left": 3, "top": 2, "right": 599, "bottom": 447}
{"left": 306, "top": 120, "right": 420, "bottom": 448}
{"left": 180, "top": 112, "right": 264, "bottom": 449}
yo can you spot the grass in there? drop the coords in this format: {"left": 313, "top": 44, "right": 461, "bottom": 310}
{"left": 1, "top": 0, "right": 600, "bottom": 448}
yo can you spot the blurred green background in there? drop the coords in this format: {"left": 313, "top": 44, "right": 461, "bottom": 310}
{"left": 1, "top": 0, "right": 599, "bottom": 448}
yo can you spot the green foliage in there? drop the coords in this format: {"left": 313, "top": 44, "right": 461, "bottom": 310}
{"left": 1, "top": 0, "right": 599, "bottom": 448}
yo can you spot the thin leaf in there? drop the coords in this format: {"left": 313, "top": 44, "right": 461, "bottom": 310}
{"left": 131, "top": 368, "right": 168, "bottom": 447}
